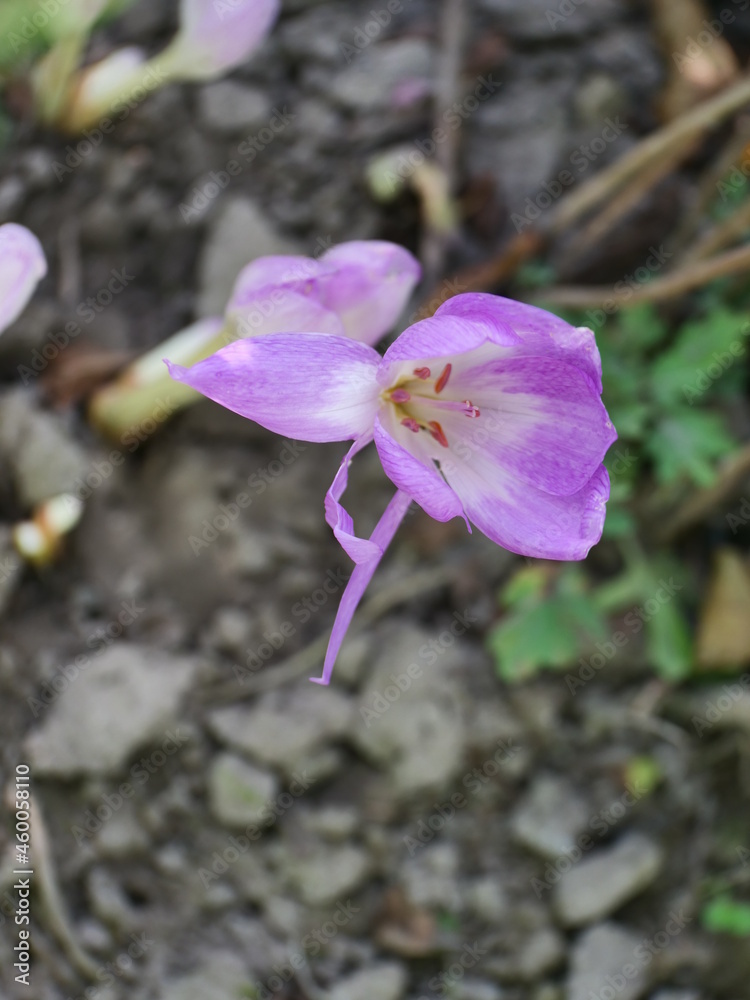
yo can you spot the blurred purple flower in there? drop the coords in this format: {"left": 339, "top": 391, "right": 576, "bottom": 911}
{"left": 159, "top": 0, "right": 281, "bottom": 81}
{"left": 59, "top": 0, "right": 281, "bottom": 131}
{"left": 225, "top": 240, "right": 422, "bottom": 344}
{"left": 0, "top": 224, "right": 47, "bottom": 336}
{"left": 168, "top": 282, "right": 616, "bottom": 686}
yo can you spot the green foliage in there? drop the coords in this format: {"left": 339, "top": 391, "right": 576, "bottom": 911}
{"left": 702, "top": 895, "right": 750, "bottom": 936}
{"left": 488, "top": 293, "right": 750, "bottom": 685}
{"left": 488, "top": 566, "right": 608, "bottom": 681}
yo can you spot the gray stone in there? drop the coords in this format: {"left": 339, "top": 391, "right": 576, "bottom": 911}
{"left": 0, "top": 389, "right": 91, "bottom": 506}
{"left": 328, "top": 39, "right": 433, "bottom": 111}
{"left": 158, "top": 952, "right": 250, "bottom": 1000}
{"left": 554, "top": 833, "right": 664, "bottom": 927}
{"left": 515, "top": 927, "right": 565, "bottom": 981}
{"left": 477, "top": 0, "right": 623, "bottom": 39}
{"left": 207, "top": 685, "right": 352, "bottom": 774}
{"left": 197, "top": 197, "right": 299, "bottom": 317}
{"left": 197, "top": 81, "right": 272, "bottom": 134}
{"left": 208, "top": 753, "right": 278, "bottom": 827}
{"left": 25, "top": 645, "right": 198, "bottom": 777}
{"left": 0, "top": 527, "right": 22, "bottom": 616}
{"left": 454, "top": 982, "right": 505, "bottom": 1000}
{"left": 94, "top": 802, "right": 150, "bottom": 857}
{"left": 287, "top": 844, "right": 371, "bottom": 906}
{"left": 353, "top": 624, "right": 467, "bottom": 798}
{"left": 329, "top": 962, "right": 408, "bottom": 1000}
{"left": 567, "top": 923, "right": 649, "bottom": 1000}
{"left": 465, "top": 877, "right": 510, "bottom": 924}
{"left": 512, "top": 775, "right": 591, "bottom": 860}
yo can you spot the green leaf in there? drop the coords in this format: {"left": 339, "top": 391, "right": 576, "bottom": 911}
{"left": 617, "top": 303, "right": 669, "bottom": 352}
{"left": 646, "top": 410, "right": 736, "bottom": 486}
{"left": 489, "top": 580, "right": 608, "bottom": 682}
{"left": 702, "top": 895, "right": 750, "bottom": 936}
{"left": 644, "top": 597, "right": 692, "bottom": 681}
{"left": 650, "top": 309, "right": 750, "bottom": 407}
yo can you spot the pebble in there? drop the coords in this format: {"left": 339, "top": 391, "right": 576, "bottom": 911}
{"left": 208, "top": 753, "right": 279, "bottom": 828}
{"left": 197, "top": 196, "right": 300, "bottom": 317}
{"left": 477, "top": 0, "right": 623, "bottom": 39}
{"left": 511, "top": 775, "right": 591, "bottom": 860}
{"left": 207, "top": 685, "right": 353, "bottom": 775}
{"left": 0, "top": 389, "right": 91, "bottom": 507}
{"left": 328, "top": 39, "right": 433, "bottom": 111}
{"left": 566, "top": 923, "right": 648, "bottom": 1000}
{"left": 25, "top": 645, "right": 198, "bottom": 777}
{"left": 554, "top": 833, "right": 664, "bottom": 927}
{"left": 197, "top": 81, "right": 272, "bottom": 135}
{"left": 329, "top": 962, "right": 408, "bottom": 1000}
{"left": 287, "top": 844, "right": 371, "bottom": 906}
{"left": 158, "top": 952, "right": 250, "bottom": 1000}
{"left": 353, "top": 624, "right": 468, "bottom": 798}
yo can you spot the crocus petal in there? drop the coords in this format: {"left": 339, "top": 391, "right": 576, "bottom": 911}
{"left": 228, "top": 256, "right": 324, "bottom": 307}
{"left": 442, "top": 456, "right": 611, "bottom": 561}
{"left": 319, "top": 240, "right": 422, "bottom": 344}
{"left": 374, "top": 411, "right": 466, "bottom": 524}
{"left": 158, "top": 0, "right": 280, "bottom": 81}
{"left": 312, "top": 489, "right": 413, "bottom": 685}
{"left": 380, "top": 313, "right": 520, "bottom": 379}
{"left": 324, "top": 436, "right": 381, "bottom": 564}
{"left": 437, "top": 293, "right": 603, "bottom": 391}
{"left": 166, "top": 333, "right": 380, "bottom": 442}
{"left": 445, "top": 355, "right": 617, "bottom": 496}
{"left": 227, "top": 289, "right": 345, "bottom": 339}
{"left": 0, "top": 224, "right": 47, "bottom": 336}
{"left": 228, "top": 241, "right": 422, "bottom": 346}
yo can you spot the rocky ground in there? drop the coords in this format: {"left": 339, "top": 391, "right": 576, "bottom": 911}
{"left": 1, "top": 0, "right": 750, "bottom": 998}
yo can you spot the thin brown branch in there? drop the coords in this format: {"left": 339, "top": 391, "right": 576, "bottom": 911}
{"left": 538, "top": 242, "right": 750, "bottom": 308}
{"left": 548, "top": 74, "right": 750, "bottom": 235}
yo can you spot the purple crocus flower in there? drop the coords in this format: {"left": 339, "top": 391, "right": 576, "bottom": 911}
{"left": 225, "top": 240, "right": 422, "bottom": 345}
{"left": 0, "top": 224, "right": 47, "bottom": 336}
{"left": 168, "top": 285, "right": 616, "bottom": 686}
